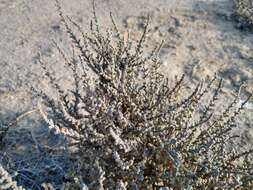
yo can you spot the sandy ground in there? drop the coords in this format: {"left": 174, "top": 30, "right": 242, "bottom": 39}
{"left": 0, "top": 0, "right": 252, "bottom": 189}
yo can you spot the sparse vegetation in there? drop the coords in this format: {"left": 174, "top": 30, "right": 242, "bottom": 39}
{"left": 234, "top": 0, "right": 253, "bottom": 29}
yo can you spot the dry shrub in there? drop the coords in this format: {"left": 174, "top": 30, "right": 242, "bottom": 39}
{"left": 234, "top": 0, "right": 253, "bottom": 29}
{"left": 35, "top": 1, "right": 253, "bottom": 189}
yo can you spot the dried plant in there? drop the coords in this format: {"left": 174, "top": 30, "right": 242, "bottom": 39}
{"left": 36, "top": 1, "right": 253, "bottom": 189}
{"left": 0, "top": 164, "right": 25, "bottom": 190}
{"left": 234, "top": 0, "right": 253, "bottom": 29}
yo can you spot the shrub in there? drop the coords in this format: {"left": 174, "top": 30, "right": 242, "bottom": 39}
{"left": 37, "top": 1, "right": 253, "bottom": 189}
{"left": 234, "top": 0, "right": 253, "bottom": 30}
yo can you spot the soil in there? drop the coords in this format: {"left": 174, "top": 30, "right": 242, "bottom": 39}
{"left": 0, "top": 0, "right": 252, "bottom": 189}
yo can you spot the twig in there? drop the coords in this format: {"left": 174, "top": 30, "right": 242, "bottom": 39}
{"left": 8, "top": 109, "right": 39, "bottom": 128}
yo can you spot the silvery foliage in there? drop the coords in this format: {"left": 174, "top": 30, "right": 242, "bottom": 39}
{"left": 37, "top": 1, "right": 253, "bottom": 189}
